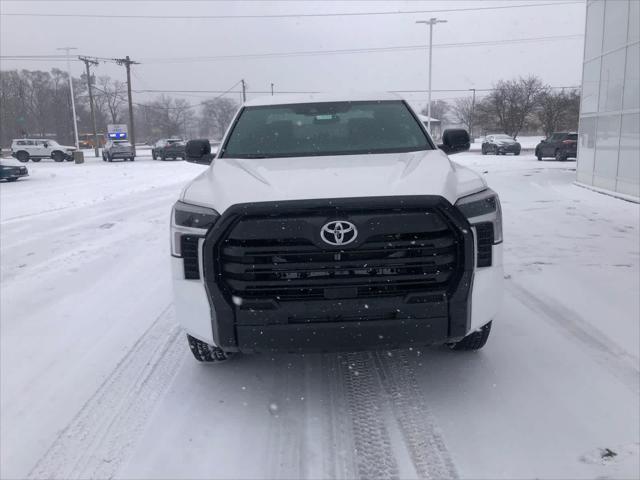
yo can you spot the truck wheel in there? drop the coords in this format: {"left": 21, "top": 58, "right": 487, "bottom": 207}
{"left": 31, "top": 158, "right": 41, "bottom": 163}
{"left": 52, "top": 151, "right": 64, "bottom": 162}
{"left": 152, "top": 152, "right": 157, "bottom": 160}
{"left": 535, "top": 149, "right": 543, "bottom": 161}
{"left": 514, "top": 149, "right": 521, "bottom": 156}
{"left": 187, "top": 334, "right": 229, "bottom": 362}
{"left": 555, "top": 150, "right": 566, "bottom": 162}
{"left": 448, "top": 321, "right": 492, "bottom": 351}
{"left": 161, "top": 153, "right": 166, "bottom": 161}
{"left": 107, "top": 154, "right": 113, "bottom": 162}
{"left": 16, "top": 151, "right": 29, "bottom": 162}
{"left": 481, "top": 146, "right": 487, "bottom": 155}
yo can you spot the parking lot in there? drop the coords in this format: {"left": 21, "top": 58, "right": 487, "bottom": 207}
{"left": 1, "top": 148, "right": 638, "bottom": 479}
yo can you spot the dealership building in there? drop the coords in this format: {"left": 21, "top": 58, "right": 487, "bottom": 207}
{"left": 577, "top": 0, "right": 639, "bottom": 200}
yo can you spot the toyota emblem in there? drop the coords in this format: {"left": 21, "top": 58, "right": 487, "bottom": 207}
{"left": 321, "top": 220, "right": 358, "bottom": 246}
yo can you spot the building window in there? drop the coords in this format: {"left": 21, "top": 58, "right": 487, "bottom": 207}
{"left": 585, "top": 0, "right": 605, "bottom": 59}
{"left": 582, "top": 58, "right": 601, "bottom": 113}
{"left": 623, "top": 43, "right": 639, "bottom": 110}
{"left": 603, "top": 0, "right": 629, "bottom": 53}
{"left": 594, "top": 114, "right": 622, "bottom": 189}
{"left": 628, "top": 0, "right": 639, "bottom": 43}
{"left": 599, "top": 48, "right": 626, "bottom": 112}
{"left": 617, "top": 113, "right": 640, "bottom": 196}
{"left": 577, "top": 116, "right": 597, "bottom": 184}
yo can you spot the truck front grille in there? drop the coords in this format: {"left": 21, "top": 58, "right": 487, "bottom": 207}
{"left": 218, "top": 211, "right": 462, "bottom": 301}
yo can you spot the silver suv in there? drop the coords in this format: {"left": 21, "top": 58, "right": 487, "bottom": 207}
{"left": 102, "top": 140, "right": 135, "bottom": 162}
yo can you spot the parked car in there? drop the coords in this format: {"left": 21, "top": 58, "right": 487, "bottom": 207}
{"left": 102, "top": 140, "right": 135, "bottom": 162}
{"left": 11, "top": 139, "right": 76, "bottom": 162}
{"left": 481, "top": 134, "right": 521, "bottom": 155}
{"left": 535, "top": 132, "right": 577, "bottom": 161}
{"left": 152, "top": 139, "right": 185, "bottom": 160}
{"left": 0, "top": 158, "right": 29, "bottom": 182}
{"left": 173, "top": 93, "right": 503, "bottom": 362}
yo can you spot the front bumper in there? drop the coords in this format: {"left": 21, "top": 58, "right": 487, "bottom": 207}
{"left": 108, "top": 151, "right": 134, "bottom": 159}
{"left": 172, "top": 197, "right": 503, "bottom": 353}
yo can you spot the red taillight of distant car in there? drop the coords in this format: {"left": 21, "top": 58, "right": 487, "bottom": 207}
{"left": 562, "top": 139, "right": 576, "bottom": 144}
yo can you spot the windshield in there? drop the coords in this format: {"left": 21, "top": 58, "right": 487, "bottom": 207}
{"left": 493, "top": 135, "right": 513, "bottom": 140}
{"left": 222, "top": 100, "right": 431, "bottom": 159}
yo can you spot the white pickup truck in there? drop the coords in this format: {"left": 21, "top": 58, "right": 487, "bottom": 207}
{"left": 171, "top": 93, "right": 503, "bottom": 362}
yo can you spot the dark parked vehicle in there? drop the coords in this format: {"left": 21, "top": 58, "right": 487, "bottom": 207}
{"left": 0, "top": 159, "right": 28, "bottom": 182}
{"left": 152, "top": 139, "right": 185, "bottom": 160}
{"left": 535, "top": 132, "right": 577, "bottom": 161}
{"left": 481, "top": 134, "right": 521, "bottom": 155}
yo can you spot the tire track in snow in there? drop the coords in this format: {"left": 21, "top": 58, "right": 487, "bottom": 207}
{"left": 339, "top": 351, "right": 400, "bottom": 480}
{"left": 508, "top": 281, "right": 640, "bottom": 395}
{"left": 27, "top": 305, "right": 186, "bottom": 480}
{"left": 374, "top": 350, "right": 458, "bottom": 479}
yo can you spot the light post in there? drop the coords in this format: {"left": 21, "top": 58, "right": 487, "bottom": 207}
{"left": 416, "top": 18, "right": 447, "bottom": 136}
{"left": 57, "top": 47, "right": 79, "bottom": 149}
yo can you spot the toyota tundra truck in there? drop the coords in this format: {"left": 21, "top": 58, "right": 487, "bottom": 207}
{"left": 172, "top": 94, "right": 503, "bottom": 362}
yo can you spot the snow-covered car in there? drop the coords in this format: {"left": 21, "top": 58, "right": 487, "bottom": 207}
{"left": 481, "top": 134, "right": 521, "bottom": 155}
{"left": 171, "top": 93, "right": 503, "bottom": 362}
{"left": 11, "top": 138, "right": 76, "bottom": 162}
{"left": 102, "top": 140, "right": 135, "bottom": 162}
{"left": 152, "top": 139, "right": 185, "bottom": 160}
{"left": 0, "top": 158, "right": 28, "bottom": 182}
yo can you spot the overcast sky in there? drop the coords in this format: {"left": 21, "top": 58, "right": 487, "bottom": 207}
{"left": 1, "top": 0, "right": 586, "bottom": 111}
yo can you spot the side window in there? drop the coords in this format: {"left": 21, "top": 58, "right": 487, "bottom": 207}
{"left": 16, "top": 140, "right": 26, "bottom": 146}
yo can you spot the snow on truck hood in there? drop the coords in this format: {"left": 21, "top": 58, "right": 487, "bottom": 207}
{"left": 181, "top": 149, "right": 486, "bottom": 213}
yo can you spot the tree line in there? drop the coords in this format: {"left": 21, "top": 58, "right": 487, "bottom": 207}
{"left": 423, "top": 75, "right": 580, "bottom": 138}
{"left": 0, "top": 68, "right": 240, "bottom": 146}
{"left": 1, "top": 69, "right": 579, "bottom": 147}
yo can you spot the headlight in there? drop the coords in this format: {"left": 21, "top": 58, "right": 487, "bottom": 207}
{"left": 171, "top": 201, "right": 219, "bottom": 257}
{"left": 455, "top": 188, "right": 502, "bottom": 244}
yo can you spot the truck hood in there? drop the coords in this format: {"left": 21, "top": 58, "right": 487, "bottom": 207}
{"left": 181, "top": 149, "right": 486, "bottom": 213}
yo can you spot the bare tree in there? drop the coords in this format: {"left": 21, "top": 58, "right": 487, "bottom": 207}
{"left": 420, "top": 100, "right": 449, "bottom": 122}
{"left": 483, "top": 75, "right": 545, "bottom": 137}
{"left": 450, "top": 97, "right": 475, "bottom": 131}
{"left": 200, "top": 97, "right": 239, "bottom": 139}
{"left": 535, "top": 89, "right": 581, "bottom": 137}
{"left": 97, "top": 76, "right": 126, "bottom": 124}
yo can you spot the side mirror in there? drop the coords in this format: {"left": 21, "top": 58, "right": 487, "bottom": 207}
{"left": 185, "top": 139, "right": 215, "bottom": 165}
{"left": 438, "top": 129, "right": 470, "bottom": 155}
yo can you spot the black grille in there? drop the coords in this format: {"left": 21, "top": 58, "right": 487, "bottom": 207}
{"left": 219, "top": 216, "right": 461, "bottom": 301}
{"left": 475, "top": 223, "right": 493, "bottom": 267}
{"left": 181, "top": 235, "right": 200, "bottom": 279}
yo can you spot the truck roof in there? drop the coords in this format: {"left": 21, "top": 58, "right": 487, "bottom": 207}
{"left": 243, "top": 92, "right": 403, "bottom": 107}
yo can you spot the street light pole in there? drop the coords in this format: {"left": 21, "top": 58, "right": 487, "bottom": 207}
{"left": 416, "top": 18, "right": 447, "bottom": 136}
{"left": 57, "top": 47, "right": 79, "bottom": 149}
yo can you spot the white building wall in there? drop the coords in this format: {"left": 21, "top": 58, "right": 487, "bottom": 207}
{"left": 577, "top": 0, "right": 640, "bottom": 199}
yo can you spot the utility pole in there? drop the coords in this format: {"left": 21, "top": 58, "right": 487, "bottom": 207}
{"left": 271, "top": 83, "right": 274, "bottom": 96}
{"left": 57, "top": 47, "right": 79, "bottom": 149}
{"left": 114, "top": 56, "right": 139, "bottom": 153}
{"left": 241, "top": 79, "right": 247, "bottom": 102}
{"left": 469, "top": 88, "right": 476, "bottom": 142}
{"left": 416, "top": 18, "right": 447, "bottom": 136}
{"left": 79, "top": 56, "right": 100, "bottom": 157}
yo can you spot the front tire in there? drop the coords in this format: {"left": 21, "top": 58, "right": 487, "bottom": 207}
{"left": 52, "top": 151, "right": 64, "bottom": 162}
{"left": 448, "top": 321, "right": 492, "bottom": 351}
{"left": 187, "top": 334, "right": 230, "bottom": 362}
{"left": 31, "top": 158, "right": 41, "bottom": 163}
{"left": 16, "top": 151, "right": 29, "bottom": 162}
{"left": 555, "top": 150, "right": 566, "bottom": 162}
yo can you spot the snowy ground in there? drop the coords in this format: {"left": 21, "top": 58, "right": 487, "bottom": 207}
{"left": 1, "top": 151, "right": 638, "bottom": 480}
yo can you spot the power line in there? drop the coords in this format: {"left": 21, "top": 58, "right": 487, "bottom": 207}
{"left": 139, "top": 34, "right": 583, "bottom": 64}
{"left": 0, "top": 2, "right": 583, "bottom": 20}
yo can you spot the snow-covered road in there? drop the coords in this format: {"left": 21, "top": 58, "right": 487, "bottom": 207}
{"left": 1, "top": 152, "right": 638, "bottom": 479}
